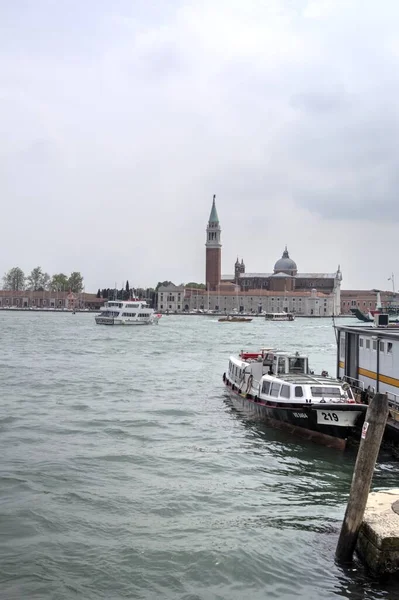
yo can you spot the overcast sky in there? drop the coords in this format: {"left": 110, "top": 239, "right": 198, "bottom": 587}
{"left": 1, "top": 0, "right": 398, "bottom": 291}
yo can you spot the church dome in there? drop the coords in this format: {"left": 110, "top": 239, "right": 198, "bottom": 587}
{"left": 274, "top": 247, "right": 297, "bottom": 273}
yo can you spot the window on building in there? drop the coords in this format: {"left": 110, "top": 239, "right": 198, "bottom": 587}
{"left": 366, "top": 339, "right": 370, "bottom": 349}
{"left": 388, "top": 342, "right": 393, "bottom": 354}
{"left": 177, "top": 305, "right": 180, "bottom": 310}
{"left": 372, "top": 340, "right": 377, "bottom": 351}
{"left": 160, "top": 304, "right": 163, "bottom": 309}
{"left": 359, "top": 338, "right": 363, "bottom": 348}
{"left": 380, "top": 341, "right": 385, "bottom": 352}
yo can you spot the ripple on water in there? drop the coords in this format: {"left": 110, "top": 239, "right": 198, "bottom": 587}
{"left": 1, "top": 314, "right": 398, "bottom": 600}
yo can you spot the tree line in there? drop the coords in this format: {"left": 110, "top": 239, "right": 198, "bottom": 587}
{"left": 96, "top": 281, "right": 156, "bottom": 303}
{"left": 95, "top": 281, "right": 206, "bottom": 301}
{"left": 2, "top": 267, "right": 84, "bottom": 293}
{"left": 3, "top": 270, "right": 206, "bottom": 297}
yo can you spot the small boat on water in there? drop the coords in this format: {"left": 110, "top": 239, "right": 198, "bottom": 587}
{"left": 265, "top": 312, "right": 295, "bottom": 322}
{"left": 223, "top": 348, "right": 366, "bottom": 449}
{"left": 95, "top": 299, "right": 161, "bottom": 325}
{"left": 218, "top": 315, "right": 252, "bottom": 323}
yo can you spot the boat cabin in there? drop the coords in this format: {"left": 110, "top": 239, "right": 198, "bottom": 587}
{"left": 227, "top": 349, "right": 353, "bottom": 404}
{"left": 227, "top": 350, "right": 309, "bottom": 388}
{"left": 265, "top": 312, "right": 295, "bottom": 321}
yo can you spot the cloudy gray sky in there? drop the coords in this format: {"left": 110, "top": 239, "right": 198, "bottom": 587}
{"left": 1, "top": 0, "right": 398, "bottom": 291}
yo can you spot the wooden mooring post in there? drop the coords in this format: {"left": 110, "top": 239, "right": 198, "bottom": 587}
{"left": 335, "top": 393, "right": 389, "bottom": 564}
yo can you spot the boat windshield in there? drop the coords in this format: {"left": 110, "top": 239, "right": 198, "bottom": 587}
{"left": 311, "top": 386, "right": 342, "bottom": 398}
{"left": 288, "top": 357, "right": 306, "bottom": 373}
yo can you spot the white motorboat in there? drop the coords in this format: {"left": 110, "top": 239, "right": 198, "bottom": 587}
{"left": 95, "top": 299, "right": 161, "bottom": 325}
{"left": 223, "top": 348, "right": 366, "bottom": 449}
{"left": 265, "top": 312, "right": 295, "bottom": 321}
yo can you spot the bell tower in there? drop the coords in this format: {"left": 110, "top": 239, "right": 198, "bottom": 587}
{"left": 205, "top": 194, "right": 222, "bottom": 291}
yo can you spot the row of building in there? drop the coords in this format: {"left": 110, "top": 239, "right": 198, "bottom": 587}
{"left": 156, "top": 285, "right": 397, "bottom": 317}
{"left": 0, "top": 287, "right": 395, "bottom": 317}
{"left": 0, "top": 290, "right": 103, "bottom": 310}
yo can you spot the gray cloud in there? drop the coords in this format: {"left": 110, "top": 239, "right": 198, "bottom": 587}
{"left": 1, "top": 0, "right": 399, "bottom": 291}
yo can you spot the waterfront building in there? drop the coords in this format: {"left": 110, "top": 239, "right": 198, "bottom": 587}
{"left": 340, "top": 290, "right": 398, "bottom": 315}
{"left": 182, "top": 287, "right": 336, "bottom": 316}
{"left": 0, "top": 290, "right": 104, "bottom": 310}
{"left": 156, "top": 284, "right": 185, "bottom": 312}
{"left": 200, "top": 195, "right": 342, "bottom": 315}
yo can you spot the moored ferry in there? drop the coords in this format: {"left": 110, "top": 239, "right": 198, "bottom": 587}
{"left": 223, "top": 348, "right": 366, "bottom": 449}
{"left": 95, "top": 299, "right": 161, "bottom": 325}
{"left": 335, "top": 317, "right": 399, "bottom": 442}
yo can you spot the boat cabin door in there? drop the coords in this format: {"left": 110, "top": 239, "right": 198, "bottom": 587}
{"left": 273, "top": 356, "right": 287, "bottom": 375}
{"left": 344, "top": 331, "right": 359, "bottom": 383}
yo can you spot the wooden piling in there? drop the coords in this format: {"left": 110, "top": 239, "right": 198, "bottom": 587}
{"left": 335, "top": 393, "right": 389, "bottom": 564}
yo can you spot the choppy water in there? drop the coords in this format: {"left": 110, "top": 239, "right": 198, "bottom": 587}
{"left": 1, "top": 312, "right": 399, "bottom": 600}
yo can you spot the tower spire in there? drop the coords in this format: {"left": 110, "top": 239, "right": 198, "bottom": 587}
{"left": 205, "top": 194, "right": 222, "bottom": 291}
{"left": 208, "top": 194, "right": 219, "bottom": 224}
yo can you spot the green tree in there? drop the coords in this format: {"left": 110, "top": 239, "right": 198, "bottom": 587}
{"left": 50, "top": 273, "right": 68, "bottom": 291}
{"left": 96, "top": 289, "right": 101, "bottom": 298}
{"left": 126, "top": 280, "right": 130, "bottom": 293}
{"left": 27, "top": 266, "right": 48, "bottom": 290}
{"left": 155, "top": 281, "right": 174, "bottom": 290}
{"left": 40, "top": 272, "right": 51, "bottom": 291}
{"left": 185, "top": 282, "right": 205, "bottom": 289}
{"left": 68, "top": 272, "right": 84, "bottom": 293}
{"left": 3, "top": 267, "right": 25, "bottom": 290}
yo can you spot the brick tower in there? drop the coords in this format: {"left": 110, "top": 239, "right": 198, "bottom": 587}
{"left": 205, "top": 195, "right": 221, "bottom": 291}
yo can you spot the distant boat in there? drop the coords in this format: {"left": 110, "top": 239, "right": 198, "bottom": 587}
{"left": 218, "top": 315, "right": 252, "bottom": 323}
{"left": 95, "top": 299, "right": 161, "bottom": 325}
{"left": 265, "top": 312, "right": 295, "bottom": 322}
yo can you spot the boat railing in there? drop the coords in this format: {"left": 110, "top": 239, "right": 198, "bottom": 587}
{"left": 343, "top": 376, "right": 367, "bottom": 392}
{"left": 386, "top": 391, "right": 399, "bottom": 412}
{"left": 342, "top": 376, "right": 376, "bottom": 403}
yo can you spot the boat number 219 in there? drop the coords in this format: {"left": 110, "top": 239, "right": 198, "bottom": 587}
{"left": 322, "top": 412, "right": 339, "bottom": 422}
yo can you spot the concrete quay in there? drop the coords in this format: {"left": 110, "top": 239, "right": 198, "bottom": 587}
{"left": 356, "top": 489, "right": 399, "bottom": 575}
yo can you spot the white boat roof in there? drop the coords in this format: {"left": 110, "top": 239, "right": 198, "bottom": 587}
{"left": 267, "top": 373, "right": 342, "bottom": 385}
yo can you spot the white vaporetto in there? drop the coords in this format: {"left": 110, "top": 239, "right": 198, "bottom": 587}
{"left": 95, "top": 300, "right": 161, "bottom": 326}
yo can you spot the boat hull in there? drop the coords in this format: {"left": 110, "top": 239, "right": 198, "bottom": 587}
{"left": 224, "top": 381, "right": 365, "bottom": 450}
{"left": 95, "top": 317, "right": 156, "bottom": 325}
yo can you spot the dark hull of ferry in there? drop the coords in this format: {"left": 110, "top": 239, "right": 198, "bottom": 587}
{"left": 223, "top": 379, "right": 366, "bottom": 450}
